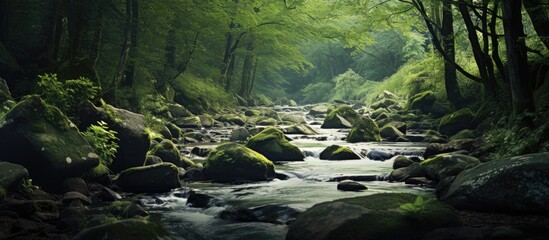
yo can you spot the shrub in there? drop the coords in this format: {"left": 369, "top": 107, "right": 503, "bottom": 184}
{"left": 83, "top": 121, "right": 119, "bottom": 177}
{"left": 37, "top": 73, "right": 99, "bottom": 116}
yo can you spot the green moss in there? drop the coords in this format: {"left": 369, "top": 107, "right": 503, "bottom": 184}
{"left": 246, "top": 127, "right": 304, "bottom": 161}
{"left": 322, "top": 106, "right": 360, "bottom": 127}
{"left": 203, "top": 143, "right": 275, "bottom": 181}
{"left": 438, "top": 108, "right": 475, "bottom": 135}
{"left": 319, "top": 145, "right": 360, "bottom": 160}
{"left": 347, "top": 117, "right": 381, "bottom": 143}
{"left": 408, "top": 91, "right": 435, "bottom": 112}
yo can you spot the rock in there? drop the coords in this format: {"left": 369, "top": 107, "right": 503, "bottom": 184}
{"left": 383, "top": 121, "right": 406, "bottom": 134}
{"left": 439, "top": 152, "right": 549, "bottom": 213}
{"left": 289, "top": 100, "right": 298, "bottom": 106}
{"left": 100, "top": 187, "right": 121, "bottom": 201}
{"left": 63, "top": 191, "right": 92, "bottom": 205}
{"left": 203, "top": 143, "right": 276, "bottom": 182}
{"left": 319, "top": 145, "right": 361, "bottom": 160}
{"left": 198, "top": 115, "right": 215, "bottom": 128}
{"left": 256, "top": 117, "right": 278, "bottom": 126}
{"left": 174, "top": 116, "right": 202, "bottom": 129}
{"left": 280, "top": 114, "right": 306, "bottom": 124}
{"left": 220, "top": 204, "right": 301, "bottom": 224}
{"left": 366, "top": 150, "right": 393, "bottom": 161}
{"left": 165, "top": 122, "right": 182, "bottom": 139}
{"left": 405, "top": 177, "right": 431, "bottom": 185}
{"left": 308, "top": 105, "right": 330, "bottom": 116}
{"left": 190, "top": 147, "right": 212, "bottom": 157}
{"left": 229, "top": 127, "right": 251, "bottom": 142}
{"left": 408, "top": 91, "right": 436, "bottom": 113}
{"left": 321, "top": 106, "right": 360, "bottom": 128}
{"left": 182, "top": 132, "right": 207, "bottom": 142}
{"left": 186, "top": 192, "right": 212, "bottom": 208}
{"left": 421, "top": 153, "right": 480, "bottom": 181}
{"left": 337, "top": 180, "right": 367, "bottom": 191}
{"left": 144, "top": 155, "right": 163, "bottom": 166}
{"left": 60, "top": 177, "right": 89, "bottom": 196}
{"left": 166, "top": 103, "right": 192, "bottom": 118}
{"left": 379, "top": 125, "right": 404, "bottom": 141}
{"left": 0, "top": 96, "right": 99, "bottom": 188}
{"left": 370, "top": 108, "right": 388, "bottom": 120}
{"left": 216, "top": 114, "right": 245, "bottom": 126}
{"left": 0, "top": 162, "right": 28, "bottom": 192}
{"left": 392, "top": 155, "right": 414, "bottom": 169}
{"left": 79, "top": 101, "right": 149, "bottom": 173}
{"left": 109, "top": 201, "right": 149, "bottom": 218}
{"left": 244, "top": 109, "right": 260, "bottom": 117}
{"left": 116, "top": 163, "right": 180, "bottom": 193}
{"left": 182, "top": 168, "right": 204, "bottom": 181}
{"left": 246, "top": 127, "right": 304, "bottom": 161}
{"left": 346, "top": 116, "right": 381, "bottom": 143}
{"left": 282, "top": 125, "right": 318, "bottom": 135}
{"left": 371, "top": 98, "right": 398, "bottom": 110}
{"left": 438, "top": 108, "right": 475, "bottom": 136}
{"left": 286, "top": 193, "right": 459, "bottom": 240}
{"left": 424, "top": 130, "right": 447, "bottom": 143}
{"left": 149, "top": 140, "right": 193, "bottom": 169}
{"left": 328, "top": 175, "right": 380, "bottom": 182}
{"left": 449, "top": 129, "right": 475, "bottom": 141}
{"left": 72, "top": 219, "right": 177, "bottom": 240}
{"left": 389, "top": 162, "right": 427, "bottom": 182}
{"left": 423, "top": 139, "right": 475, "bottom": 159}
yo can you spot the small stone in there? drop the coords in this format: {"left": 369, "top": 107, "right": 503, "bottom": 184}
{"left": 63, "top": 191, "right": 92, "bottom": 205}
{"left": 337, "top": 180, "right": 367, "bottom": 192}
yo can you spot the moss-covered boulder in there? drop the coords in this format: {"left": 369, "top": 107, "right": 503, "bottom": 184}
{"left": 389, "top": 163, "right": 427, "bottom": 182}
{"left": 280, "top": 114, "right": 306, "bottom": 124}
{"left": 246, "top": 127, "right": 304, "bottom": 161}
{"left": 371, "top": 98, "right": 398, "bottom": 110}
{"left": 198, "top": 114, "right": 215, "bottom": 128}
{"left": 408, "top": 91, "right": 436, "bottom": 113}
{"left": 346, "top": 117, "right": 381, "bottom": 143}
{"left": 79, "top": 101, "right": 149, "bottom": 173}
{"left": 165, "top": 122, "right": 181, "bottom": 139}
{"left": 439, "top": 152, "right": 549, "bottom": 213}
{"left": 116, "top": 162, "right": 180, "bottom": 193}
{"left": 203, "top": 143, "right": 276, "bottom": 182}
{"left": 148, "top": 140, "right": 193, "bottom": 168}
{"left": 286, "top": 193, "right": 459, "bottom": 240}
{"left": 216, "top": 114, "right": 246, "bottom": 126}
{"left": 321, "top": 106, "right": 360, "bottom": 129}
{"left": 0, "top": 96, "right": 99, "bottom": 188}
{"left": 256, "top": 117, "right": 278, "bottom": 126}
{"left": 421, "top": 153, "right": 480, "bottom": 181}
{"left": 379, "top": 125, "right": 404, "bottom": 141}
{"left": 72, "top": 219, "right": 178, "bottom": 240}
{"left": 392, "top": 156, "right": 414, "bottom": 169}
{"left": 166, "top": 103, "right": 192, "bottom": 118}
{"left": 319, "top": 145, "right": 361, "bottom": 160}
{"left": 370, "top": 108, "right": 388, "bottom": 120}
{"left": 282, "top": 124, "right": 317, "bottom": 135}
{"left": 0, "top": 162, "right": 28, "bottom": 194}
{"left": 438, "top": 108, "right": 475, "bottom": 136}
{"left": 308, "top": 104, "right": 330, "bottom": 116}
{"left": 174, "top": 116, "right": 202, "bottom": 129}
{"left": 449, "top": 129, "right": 475, "bottom": 141}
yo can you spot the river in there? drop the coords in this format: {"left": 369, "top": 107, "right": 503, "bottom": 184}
{"left": 141, "top": 106, "right": 434, "bottom": 240}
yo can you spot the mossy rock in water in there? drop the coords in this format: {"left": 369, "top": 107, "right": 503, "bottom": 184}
{"left": 257, "top": 108, "right": 281, "bottom": 121}
{"left": 371, "top": 98, "right": 398, "bottom": 110}
{"left": 0, "top": 96, "right": 99, "bottom": 189}
{"left": 174, "top": 116, "right": 202, "bottom": 129}
{"left": 255, "top": 117, "right": 278, "bottom": 126}
{"left": 280, "top": 114, "right": 306, "bottom": 124}
{"left": 246, "top": 127, "right": 304, "bottom": 161}
{"left": 307, "top": 104, "right": 330, "bottom": 116}
{"left": 408, "top": 91, "right": 436, "bottom": 113}
{"left": 199, "top": 114, "right": 215, "bottom": 128}
{"left": 319, "top": 145, "right": 361, "bottom": 160}
{"left": 379, "top": 125, "right": 404, "bottom": 141}
{"left": 116, "top": 162, "right": 180, "bottom": 193}
{"left": 449, "top": 129, "right": 475, "bottom": 141}
{"left": 321, "top": 106, "right": 360, "bottom": 129}
{"left": 438, "top": 108, "right": 475, "bottom": 136}
{"left": 282, "top": 124, "right": 317, "bottom": 135}
{"left": 166, "top": 103, "right": 192, "bottom": 118}
{"left": 149, "top": 139, "right": 193, "bottom": 168}
{"left": 72, "top": 219, "right": 178, "bottom": 240}
{"left": 421, "top": 153, "right": 480, "bottom": 181}
{"left": 244, "top": 109, "right": 261, "bottom": 117}
{"left": 216, "top": 114, "right": 246, "bottom": 126}
{"left": 203, "top": 143, "right": 275, "bottom": 182}
{"left": 286, "top": 193, "right": 459, "bottom": 240}
{"left": 370, "top": 108, "right": 388, "bottom": 120}
{"left": 165, "top": 122, "right": 181, "bottom": 139}
{"left": 347, "top": 116, "right": 381, "bottom": 143}
{"left": 79, "top": 101, "right": 149, "bottom": 173}
{"left": 439, "top": 152, "right": 549, "bottom": 214}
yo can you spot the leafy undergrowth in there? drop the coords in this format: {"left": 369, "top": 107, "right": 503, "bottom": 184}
{"left": 173, "top": 73, "right": 234, "bottom": 114}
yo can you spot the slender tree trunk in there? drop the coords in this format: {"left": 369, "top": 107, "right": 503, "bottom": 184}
{"left": 123, "top": 0, "right": 138, "bottom": 87}
{"left": 67, "top": 0, "right": 85, "bottom": 60}
{"left": 221, "top": 23, "right": 235, "bottom": 86}
{"left": 502, "top": 0, "right": 534, "bottom": 114}
{"left": 247, "top": 58, "right": 258, "bottom": 97}
{"left": 481, "top": 2, "right": 498, "bottom": 97}
{"left": 524, "top": 0, "right": 549, "bottom": 51}
{"left": 225, "top": 53, "right": 236, "bottom": 91}
{"left": 239, "top": 40, "right": 254, "bottom": 98}
{"left": 114, "top": 0, "right": 132, "bottom": 88}
{"left": 441, "top": 0, "right": 463, "bottom": 108}
{"left": 39, "top": 0, "right": 62, "bottom": 60}
{"left": 489, "top": 1, "right": 506, "bottom": 82}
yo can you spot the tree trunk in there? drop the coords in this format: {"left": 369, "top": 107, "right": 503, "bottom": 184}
{"left": 502, "top": 0, "right": 534, "bottom": 114}
{"left": 247, "top": 58, "right": 258, "bottom": 97}
{"left": 67, "top": 0, "right": 85, "bottom": 60}
{"left": 239, "top": 40, "right": 254, "bottom": 98}
{"left": 489, "top": 1, "right": 506, "bottom": 83}
{"left": 441, "top": 0, "right": 463, "bottom": 108}
{"left": 225, "top": 53, "right": 236, "bottom": 91}
{"left": 123, "top": 0, "right": 138, "bottom": 87}
{"left": 114, "top": 0, "right": 132, "bottom": 88}
{"left": 221, "top": 24, "right": 234, "bottom": 86}
{"left": 524, "top": 0, "right": 549, "bottom": 51}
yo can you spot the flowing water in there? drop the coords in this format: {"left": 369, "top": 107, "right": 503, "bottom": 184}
{"left": 141, "top": 106, "right": 434, "bottom": 240}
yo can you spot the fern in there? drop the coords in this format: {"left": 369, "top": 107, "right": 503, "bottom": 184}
{"left": 83, "top": 121, "right": 119, "bottom": 177}
{"left": 399, "top": 196, "right": 433, "bottom": 214}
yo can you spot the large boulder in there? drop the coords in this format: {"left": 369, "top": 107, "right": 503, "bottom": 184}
{"left": 379, "top": 125, "right": 404, "bottom": 141}
{"left": 246, "top": 127, "right": 304, "bottom": 161}
{"left": 421, "top": 153, "right": 480, "bottom": 181}
{"left": 216, "top": 114, "right": 245, "bottom": 126}
{"left": 286, "top": 193, "right": 459, "bottom": 240}
{"left": 79, "top": 101, "right": 149, "bottom": 173}
{"left": 408, "top": 91, "right": 436, "bottom": 113}
{"left": 229, "top": 127, "right": 251, "bottom": 142}
{"left": 282, "top": 124, "right": 317, "bottom": 135}
{"left": 0, "top": 96, "right": 99, "bottom": 188}
{"left": 174, "top": 116, "right": 202, "bottom": 129}
{"left": 438, "top": 108, "right": 475, "bottom": 136}
{"left": 321, "top": 106, "right": 360, "bottom": 129}
{"left": 0, "top": 162, "right": 29, "bottom": 193}
{"left": 72, "top": 219, "right": 177, "bottom": 240}
{"left": 116, "top": 163, "right": 180, "bottom": 193}
{"left": 319, "top": 145, "right": 361, "bottom": 160}
{"left": 149, "top": 139, "right": 193, "bottom": 169}
{"left": 308, "top": 104, "right": 330, "bottom": 116}
{"left": 439, "top": 152, "right": 549, "bottom": 214}
{"left": 346, "top": 116, "right": 381, "bottom": 143}
{"left": 203, "top": 143, "right": 275, "bottom": 182}
{"left": 389, "top": 163, "right": 427, "bottom": 182}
